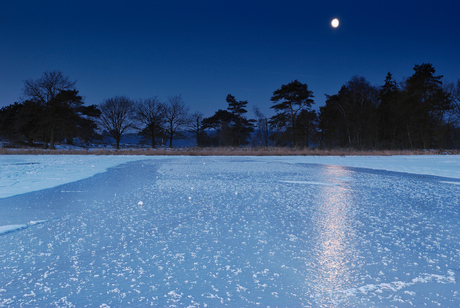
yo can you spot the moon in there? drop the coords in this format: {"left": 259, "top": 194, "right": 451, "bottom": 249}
{"left": 331, "top": 18, "right": 339, "bottom": 28}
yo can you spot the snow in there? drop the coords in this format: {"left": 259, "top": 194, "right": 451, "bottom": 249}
{"left": 280, "top": 180, "right": 339, "bottom": 186}
{"left": 1, "top": 155, "right": 460, "bottom": 201}
{"left": 0, "top": 224, "right": 27, "bottom": 235}
{"left": 271, "top": 155, "right": 460, "bottom": 179}
{"left": 0, "top": 154, "right": 459, "bottom": 306}
{"left": 0, "top": 155, "right": 153, "bottom": 199}
{"left": 0, "top": 221, "right": 47, "bottom": 236}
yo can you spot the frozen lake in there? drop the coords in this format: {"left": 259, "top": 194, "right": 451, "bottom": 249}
{"left": 1, "top": 156, "right": 460, "bottom": 307}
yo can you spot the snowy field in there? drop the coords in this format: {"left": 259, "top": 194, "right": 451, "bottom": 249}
{"left": 1, "top": 154, "right": 460, "bottom": 307}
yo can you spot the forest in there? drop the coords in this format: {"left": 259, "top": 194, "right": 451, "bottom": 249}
{"left": 1, "top": 63, "right": 460, "bottom": 150}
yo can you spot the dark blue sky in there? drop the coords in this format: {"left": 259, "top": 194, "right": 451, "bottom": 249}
{"left": 1, "top": 0, "right": 459, "bottom": 117}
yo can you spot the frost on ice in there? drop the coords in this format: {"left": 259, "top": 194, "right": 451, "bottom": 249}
{"left": 0, "top": 155, "right": 460, "bottom": 307}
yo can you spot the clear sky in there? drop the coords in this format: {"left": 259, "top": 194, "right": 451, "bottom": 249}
{"left": 1, "top": 0, "right": 459, "bottom": 118}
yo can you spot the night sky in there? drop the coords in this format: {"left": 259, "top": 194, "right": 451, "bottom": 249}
{"left": 1, "top": 0, "right": 459, "bottom": 117}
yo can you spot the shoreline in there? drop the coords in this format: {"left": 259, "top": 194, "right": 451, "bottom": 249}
{"left": 1, "top": 147, "right": 459, "bottom": 156}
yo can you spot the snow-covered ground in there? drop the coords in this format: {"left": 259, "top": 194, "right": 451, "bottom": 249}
{"left": 2, "top": 155, "right": 460, "bottom": 200}
{"left": 274, "top": 155, "right": 460, "bottom": 179}
{"left": 0, "top": 154, "right": 459, "bottom": 307}
{"left": 0, "top": 155, "right": 154, "bottom": 199}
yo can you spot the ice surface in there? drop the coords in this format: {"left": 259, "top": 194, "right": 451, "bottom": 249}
{"left": 2, "top": 155, "right": 460, "bottom": 201}
{"left": 0, "top": 221, "right": 48, "bottom": 236}
{"left": 0, "top": 224, "right": 27, "bottom": 235}
{"left": 271, "top": 155, "right": 460, "bottom": 179}
{"left": 280, "top": 180, "right": 339, "bottom": 186}
{"left": 0, "top": 155, "right": 460, "bottom": 306}
{"left": 0, "top": 155, "right": 155, "bottom": 199}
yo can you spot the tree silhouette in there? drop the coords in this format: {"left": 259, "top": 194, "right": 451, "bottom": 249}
{"left": 163, "top": 95, "right": 190, "bottom": 147}
{"left": 269, "top": 80, "right": 314, "bottom": 146}
{"left": 190, "top": 112, "right": 204, "bottom": 147}
{"left": 135, "top": 97, "right": 165, "bottom": 148}
{"left": 378, "top": 72, "right": 401, "bottom": 147}
{"left": 22, "top": 71, "right": 79, "bottom": 149}
{"left": 319, "top": 76, "right": 379, "bottom": 148}
{"left": 403, "top": 63, "right": 451, "bottom": 148}
{"left": 202, "top": 109, "right": 235, "bottom": 146}
{"left": 252, "top": 106, "right": 270, "bottom": 147}
{"left": 99, "top": 96, "right": 136, "bottom": 149}
{"left": 226, "top": 94, "right": 254, "bottom": 146}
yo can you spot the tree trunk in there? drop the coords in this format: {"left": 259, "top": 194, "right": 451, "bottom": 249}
{"left": 116, "top": 137, "right": 120, "bottom": 149}
{"left": 407, "top": 124, "right": 413, "bottom": 148}
{"left": 347, "top": 126, "right": 352, "bottom": 145}
{"left": 151, "top": 129, "right": 155, "bottom": 148}
{"left": 264, "top": 120, "right": 269, "bottom": 147}
{"left": 306, "top": 129, "right": 309, "bottom": 148}
{"left": 291, "top": 120, "right": 296, "bottom": 147}
{"left": 49, "top": 122, "right": 56, "bottom": 150}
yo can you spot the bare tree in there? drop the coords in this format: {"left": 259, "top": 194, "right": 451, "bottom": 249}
{"left": 253, "top": 106, "right": 270, "bottom": 147}
{"left": 164, "top": 95, "right": 190, "bottom": 147}
{"left": 444, "top": 80, "right": 460, "bottom": 147}
{"left": 22, "top": 71, "right": 79, "bottom": 149}
{"left": 190, "top": 112, "right": 203, "bottom": 147}
{"left": 449, "top": 79, "right": 460, "bottom": 120}
{"left": 23, "top": 71, "right": 76, "bottom": 104}
{"left": 99, "top": 96, "right": 136, "bottom": 149}
{"left": 135, "top": 97, "right": 165, "bottom": 148}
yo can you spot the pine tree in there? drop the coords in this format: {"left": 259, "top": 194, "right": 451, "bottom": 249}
{"left": 378, "top": 72, "right": 400, "bottom": 147}
{"left": 269, "top": 80, "right": 314, "bottom": 146}
{"left": 403, "top": 63, "right": 451, "bottom": 148}
{"left": 225, "top": 94, "right": 254, "bottom": 146}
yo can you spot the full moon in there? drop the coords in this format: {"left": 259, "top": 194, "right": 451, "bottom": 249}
{"left": 331, "top": 18, "right": 339, "bottom": 28}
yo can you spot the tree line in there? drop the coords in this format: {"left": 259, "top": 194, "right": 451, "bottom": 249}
{"left": 320, "top": 64, "right": 460, "bottom": 149}
{"left": 1, "top": 64, "right": 460, "bottom": 150}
